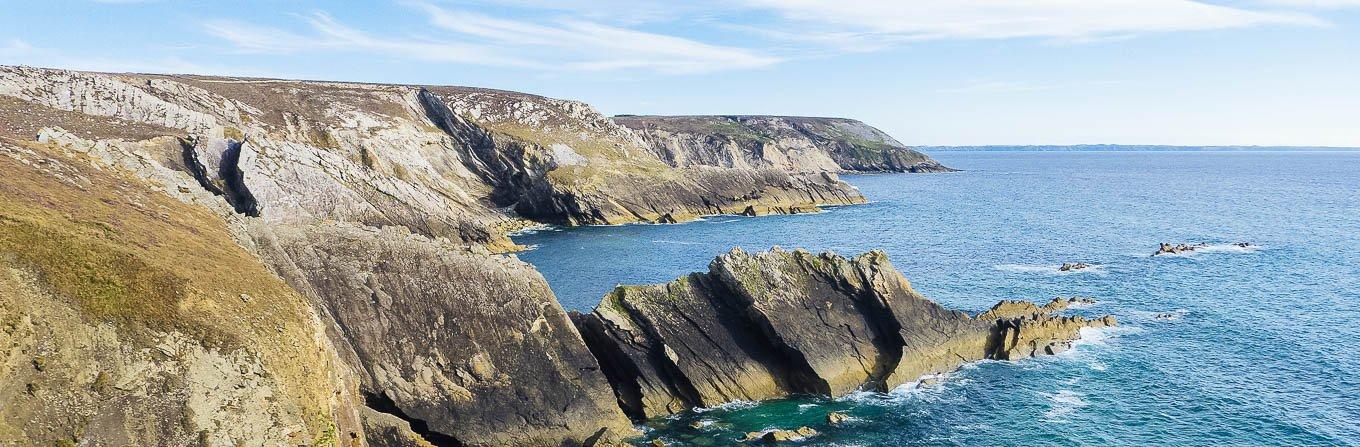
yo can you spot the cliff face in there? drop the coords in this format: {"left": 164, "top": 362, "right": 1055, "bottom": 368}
{"left": 615, "top": 115, "right": 953, "bottom": 173}
{"left": 0, "top": 139, "right": 363, "bottom": 446}
{"left": 573, "top": 248, "right": 1115, "bottom": 419}
{"left": 0, "top": 65, "right": 999, "bottom": 447}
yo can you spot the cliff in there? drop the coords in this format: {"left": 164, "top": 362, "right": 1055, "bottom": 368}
{"left": 573, "top": 248, "right": 1115, "bottom": 419}
{"left": 0, "top": 65, "right": 1014, "bottom": 447}
{"left": 614, "top": 115, "right": 953, "bottom": 173}
{"left": 0, "top": 138, "right": 363, "bottom": 446}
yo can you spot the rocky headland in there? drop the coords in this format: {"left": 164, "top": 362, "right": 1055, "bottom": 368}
{"left": 615, "top": 115, "right": 954, "bottom": 174}
{"left": 0, "top": 65, "right": 1075, "bottom": 447}
{"left": 571, "top": 248, "right": 1116, "bottom": 420}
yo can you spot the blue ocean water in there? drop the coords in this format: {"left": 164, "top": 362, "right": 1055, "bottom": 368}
{"left": 515, "top": 150, "right": 1360, "bottom": 446}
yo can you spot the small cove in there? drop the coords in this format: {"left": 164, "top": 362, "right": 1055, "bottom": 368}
{"left": 515, "top": 150, "right": 1360, "bottom": 446}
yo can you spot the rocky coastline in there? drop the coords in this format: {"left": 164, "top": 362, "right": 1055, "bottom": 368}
{"left": 0, "top": 65, "right": 1106, "bottom": 447}
{"left": 571, "top": 249, "right": 1115, "bottom": 421}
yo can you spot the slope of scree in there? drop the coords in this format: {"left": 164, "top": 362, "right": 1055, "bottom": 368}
{"left": 573, "top": 248, "right": 1116, "bottom": 419}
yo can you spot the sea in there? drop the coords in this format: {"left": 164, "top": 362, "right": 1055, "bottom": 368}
{"left": 514, "top": 150, "right": 1360, "bottom": 446}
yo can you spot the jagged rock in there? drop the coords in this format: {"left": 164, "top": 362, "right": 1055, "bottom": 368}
{"left": 575, "top": 248, "right": 1117, "bottom": 419}
{"left": 0, "top": 141, "right": 362, "bottom": 446}
{"left": 1058, "top": 262, "right": 1090, "bottom": 271}
{"left": 254, "top": 222, "right": 635, "bottom": 447}
{"left": 827, "top": 412, "right": 849, "bottom": 424}
{"left": 616, "top": 115, "right": 953, "bottom": 173}
{"left": 744, "top": 426, "right": 818, "bottom": 443}
{"left": 0, "top": 65, "right": 998, "bottom": 447}
{"left": 1154, "top": 242, "right": 1207, "bottom": 256}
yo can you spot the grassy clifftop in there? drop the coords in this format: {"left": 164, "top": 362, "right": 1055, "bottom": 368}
{"left": 0, "top": 139, "right": 355, "bottom": 445}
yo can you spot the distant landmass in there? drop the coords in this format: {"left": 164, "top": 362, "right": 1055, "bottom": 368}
{"left": 919, "top": 144, "right": 1360, "bottom": 152}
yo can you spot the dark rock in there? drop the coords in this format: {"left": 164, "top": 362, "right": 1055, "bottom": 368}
{"left": 254, "top": 222, "right": 635, "bottom": 447}
{"left": 1154, "top": 242, "right": 1207, "bottom": 256}
{"left": 574, "top": 248, "right": 1117, "bottom": 419}
{"left": 1058, "top": 262, "right": 1090, "bottom": 271}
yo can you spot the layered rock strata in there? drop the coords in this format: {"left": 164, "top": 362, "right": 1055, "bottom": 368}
{"left": 0, "top": 65, "right": 956, "bottom": 447}
{"left": 573, "top": 248, "right": 1115, "bottom": 419}
{"left": 615, "top": 115, "right": 953, "bottom": 173}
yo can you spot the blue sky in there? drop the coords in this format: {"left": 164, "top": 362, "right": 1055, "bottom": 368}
{"left": 2, "top": 0, "right": 1357, "bottom": 146}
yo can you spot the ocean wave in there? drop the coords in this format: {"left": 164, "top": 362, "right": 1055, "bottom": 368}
{"left": 993, "top": 263, "right": 1107, "bottom": 275}
{"left": 1040, "top": 389, "right": 1090, "bottom": 421}
{"left": 506, "top": 223, "right": 556, "bottom": 236}
{"left": 652, "top": 239, "right": 701, "bottom": 245}
{"left": 1130, "top": 308, "right": 1190, "bottom": 322}
{"left": 1074, "top": 325, "right": 1144, "bottom": 347}
{"left": 1151, "top": 242, "right": 1263, "bottom": 258}
{"left": 691, "top": 400, "right": 757, "bottom": 413}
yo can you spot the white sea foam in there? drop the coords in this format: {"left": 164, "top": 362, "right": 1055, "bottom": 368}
{"left": 1131, "top": 308, "right": 1190, "bottom": 322}
{"left": 507, "top": 223, "right": 557, "bottom": 236}
{"left": 1041, "top": 389, "right": 1090, "bottom": 421}
{"left": 1150, "top": 242, "right": 1262, "bottom": 258}
{"left": 1074, "top": 325, "right": 1143, "bottom": 348}
{"left": 692, "top": 400, "right": 757, "bottom": 413}
{"left": 651, "top": 239, "right": 701, "bottom": 245}
{"left": 993, "top": 263, "right": 1107, "bottom": 275}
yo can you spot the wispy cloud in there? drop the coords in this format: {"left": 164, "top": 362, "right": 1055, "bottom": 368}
{"left": 738, "top": 0, "right": 1325, "bottom": 48}
{"left": 197, "top": 1, "right": 1330, "bottom": 76}
{"left": 413, "top": 2, "right": 779, "bottom": 73}
{"left": 1258, "top": 0, "right": 1360, "bottom": 7}
{"left": 933, "top": 79, "right": 1126, "bottom": 94}
{"left": 203, "top": 5, "right": 778, "bottom": 75}
{"left": 0, "top": 38, "right": 272, "bottom": 77}
{"left": 204, "top": 12, "right": 536, "bottom": 68}
{"left": 1, "top": 39, "right": 34, "bottom": 57}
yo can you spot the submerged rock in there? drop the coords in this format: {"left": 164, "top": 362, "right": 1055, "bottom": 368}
{"left": 573, "top": 248, "right": 1117, "bottom": 419}
{"left": 1058, "top": 262, "right": 1090, "bottom": 271}
{"left": 744, "top": 426, "right": 818, "bottom": 443}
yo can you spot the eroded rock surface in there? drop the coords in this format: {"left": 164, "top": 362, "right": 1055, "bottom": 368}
{"left": 254, "top": 222, "right": 636, "bottom": 447}
{"left": 0, "top": 65, "right": 962, "bottom": 446}
{"left": 574, "top": 248, "right": 1116, "bottom": 419}
{"left": 615, "top": 115, "right": 953, "bottom": 173}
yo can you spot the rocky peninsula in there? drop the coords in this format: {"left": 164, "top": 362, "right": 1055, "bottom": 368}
{"left": 572, "top": 248, "right": 1115, "bottom": 420}
{"left": 0, "top": 65, "right": 1116, "bottom": 447}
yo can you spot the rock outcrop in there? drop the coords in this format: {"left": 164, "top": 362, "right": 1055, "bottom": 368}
{"left": 573, "top": 248, "right": 1115, "bottom": 419}
{"left": 253, "top": 222, "right": 635, "bottom": 447}
{"left": 0, "top": 140, "right": 363, "bottom": 446}
{"left": 0, "top": 65, "right": 968, "bottom": 446}
{"left": 615, "top": 115, "right": 953, "bottom": 173}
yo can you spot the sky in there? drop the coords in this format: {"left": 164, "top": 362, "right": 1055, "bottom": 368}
{"left": 1, "top": 0, "right": 1357, "bottom": 146}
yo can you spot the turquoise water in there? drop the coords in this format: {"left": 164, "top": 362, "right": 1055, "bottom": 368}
{"left": 516, "top": 151, "right": 1360, "bottom": 446}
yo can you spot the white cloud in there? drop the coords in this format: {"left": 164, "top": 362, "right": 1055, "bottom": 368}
{"left": 202, "top": 6, "right": 777, "bottom": 75}
{"left": 204, "top": 12, "right": 536, "bottom": 68}
{"left": 1258, "top": 0, "right": 1360, "bottom": 7}
{"left": 1, "top": 39, "right": 34, "bottom": 56}
{"left": 739, "top": 0, "right": 1324, "bottom": 46}
{"left": 414, "top": 3, "right": 779, "bottom": 73}
{"left": 198, "top": 1, "right": 1328, "bottom": 76}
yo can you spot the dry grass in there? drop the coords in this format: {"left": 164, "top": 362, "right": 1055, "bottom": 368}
{"left": 0, "top": 139, "right": 341, "bottom": 440}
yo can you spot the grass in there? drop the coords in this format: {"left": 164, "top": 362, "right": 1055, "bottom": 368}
{"left": 0, "top": 139, "right": 343, "bottom": 441}
{"left": 706, "top": 120, "right": 773, "bottom": 143}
